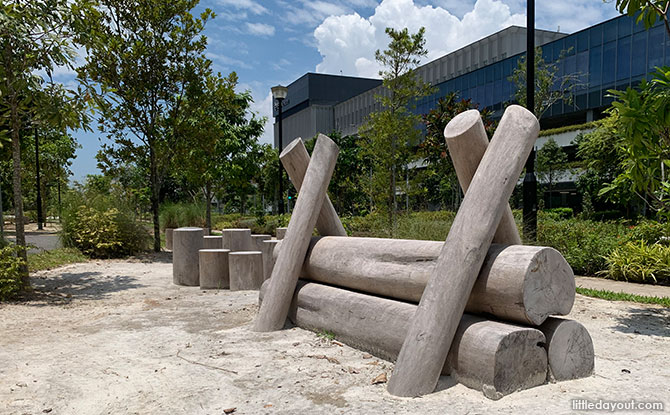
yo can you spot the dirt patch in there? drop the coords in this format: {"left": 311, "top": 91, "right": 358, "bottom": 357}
{"left": 1, "top": 259, "right": 668, "bottom": 414}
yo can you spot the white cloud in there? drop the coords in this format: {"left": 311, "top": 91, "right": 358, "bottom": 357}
{"left": 207, "top": 52, "right": 253, "bottom": 70}
{"left": 217, "top": 0, "right": 268, "bottom": 15}
{"left": 246, "top": 22, "right": 276, "bottom": 36}
{"left": 315, "top": 0, "right": 524, "bottom": 78}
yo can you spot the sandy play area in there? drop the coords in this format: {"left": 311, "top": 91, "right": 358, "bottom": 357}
{"left": 1, "top": 254, "right": 668, "bottom": 414}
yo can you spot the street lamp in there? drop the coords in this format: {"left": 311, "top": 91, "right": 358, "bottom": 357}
{"left": 523, "top": 0, "right": 538, "bottom": 241}
{"left": 272, "top": 84, "right": 288, "bottom": 215}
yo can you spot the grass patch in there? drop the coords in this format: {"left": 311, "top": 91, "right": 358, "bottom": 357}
{"left": 576, "top": 287, "right": 670, "bottom": 308}
{"left": 28, "top": 248, "right": 88, "bottom": 272}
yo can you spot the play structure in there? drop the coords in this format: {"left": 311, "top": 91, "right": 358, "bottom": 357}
{"left": 171, "top": 105, "right": 594, "bottom": 399}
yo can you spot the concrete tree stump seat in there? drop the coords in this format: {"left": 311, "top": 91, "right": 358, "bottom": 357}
{"left": 203, "top": 235, "right": 223, "bottom": 249}
{"left": 222, "top": 228, "right": 253, "bottom": 251}
{"left": 173, "top": 227, "right": 204, "bottom": 286}
{"left": 229, "top": 251, "right": 264, "bottom": 291}
{"left": 199, "top": 249, "right": 230, "bottom": 289}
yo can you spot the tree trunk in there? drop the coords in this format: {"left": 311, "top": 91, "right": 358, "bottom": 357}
{"left": 11, "top": 99, "right": 29, "bottom": 285}
{"left": 149, "top": 143, "right": 161, "bottom": 252}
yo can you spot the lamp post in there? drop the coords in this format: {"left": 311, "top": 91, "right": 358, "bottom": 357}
{"left": 523, "top": 0, "right": 538, "bottom": 241}
{"left": 272, "top": 85, "right": 288, "bottom": 215}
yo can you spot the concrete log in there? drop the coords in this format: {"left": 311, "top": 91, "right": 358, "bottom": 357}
{"left": 276, "top": 228, "right": 287, "bottom": 240}
{"left": 280, "top": 137, "right": 347, "bottom": 237}
{"left": 444, "top": 109, "right": 521, "bottom": 245}
{"left": 222, "top": 228, "right": 253, "bottom": 251}
{"left": 203, "top": 235, "right": 223, "bottom": 249}
{"left": 165, "top": 228, "right": 174, "bottom": 251}
{"left": 539, "top": 317, "right": 595, "bottom": 382}
{"left": 229, "top": 251, "right": 264, "bottom": 290}
{"left": 259, "top": 280, "right": 547, "bottom": 400}
{"left": 275, "top": 236, "right": 575, "bottom": 325}
{"left": 173, "top": 227, "right": 204, "bottom": 286}
{"left": 199, "top": 249, "right": 230, "bottom": 289}
{"left": 261, "top": 240, "right": 280, "bottom": 280}
{"left": 251, "top": 234, "right": 271, "bottom": 251}
{"left": 253, "top": 134, "right": 339, "bottom": 332}
{"left": 388, "top": 105, "right": 540, "bottom": 397}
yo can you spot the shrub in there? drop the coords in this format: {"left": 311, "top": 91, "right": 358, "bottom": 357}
{"left": 0, "top": 244, "right": 25, "bottom": 301}
{"left": 159, "top": 203, "right": 181, "bottom": 229}
{"left": 542, "top": 207, "right": 573, "bottom": 220}
{"left": 213, "top": 213, "right": 290, "bottom": 236}
{"left": 627, "top": 220, "right": 670, "bottom": 246}
{"left": 537, "top": 218, "right": 629, "bottom": 276}
{"left": 602, "top": 241, "right": 670, "bottom": 283}
{"left": 63, "top": 205, "right": 151, "bottom": 258}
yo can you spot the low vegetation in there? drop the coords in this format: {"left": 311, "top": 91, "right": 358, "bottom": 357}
{"left": 576, "top": 287, "right": 670, "bottom": 308}
{"left": 28, "top": 248, "right": 88, "bottom": 272}
{"left": 0, "top": 244, "right": 25, "bottom": 301}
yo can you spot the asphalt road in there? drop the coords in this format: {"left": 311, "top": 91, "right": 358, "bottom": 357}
{"left": 5, "top": 231, "right": 61, "bottom": 253}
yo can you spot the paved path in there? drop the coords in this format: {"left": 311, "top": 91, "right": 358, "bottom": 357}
{"left": 576, "top": 276, "right": 670, "bottom": 299}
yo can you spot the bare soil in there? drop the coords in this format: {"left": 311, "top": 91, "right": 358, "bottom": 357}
{"left": 1, "top": 254, "right": 668, "bottom": 414}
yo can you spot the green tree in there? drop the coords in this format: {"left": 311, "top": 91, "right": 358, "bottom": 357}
{"left": 615, "top": 0, "right": 670, "bottom": 37}
{"left": 604, "top": 68, "right": 670, "bottom": 217}
{"left": 420, "top": 92, "right": 496, "bottom": 209}
{"left": 77, "top": 0, "right": 214, "bottom": 251}
{"left": 359, "top": 27, "right": 433, "bottom": 233}
{"left": 509, "top": 47, "right": 582, "bottom": 119}
{"left": 1, "top": 0, "right": 91, "bottom": 286}
{"left": 536, "top": 138, "right": 569, "bottom": 208}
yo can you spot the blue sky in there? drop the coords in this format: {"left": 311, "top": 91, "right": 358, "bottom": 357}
{"left": 61, "top": 0, "right": 619, "bottom": 182}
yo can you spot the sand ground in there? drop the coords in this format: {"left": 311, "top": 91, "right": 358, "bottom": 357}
{"left": 1, "top": 254, "right": 668, "bottom": 415}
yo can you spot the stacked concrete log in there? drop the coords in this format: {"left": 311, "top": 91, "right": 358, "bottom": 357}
{"left": 250, "top": 110, "right": 594, "bottom": 399}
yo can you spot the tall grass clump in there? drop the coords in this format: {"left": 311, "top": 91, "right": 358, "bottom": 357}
{"left": 0, "top": 244, "right": 25, "bottom": 300}
{"left": 601, "top": 241, "right": 670, "bottom": 284}
{"left": 159, "top": 202, "right": 206, "bottom": 229}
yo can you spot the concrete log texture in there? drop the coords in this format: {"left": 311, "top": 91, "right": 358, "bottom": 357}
{"left": 388, "top": 106, "right": 540, "bottom": 397}
{"left": 539, "top": 317, "right": 595, "bottom": 382}
{"left": 444, "top": 109, "right": 521, "bottom": 245}
{"left": 280, "top": 137, "right": 347, "bottom": 237}
{"left": 253, "top": 134, "right": 339, "bottom": 332}
{"left": 274, "top": 236, "right": 575, "bottom": 325}
{"left": 261, "top": 240, "right": 280, "bottom": 280}
{"left": 251, "top": 234, "right": 271, "bottom": 250}
{"left": 229, "top": 251, "right": 263, "bottom": 290}
{"left": 259, "top": 280, "right": 548, "bottom": 400}
{"left": 203, "top": 235, "right": 223, "bottom": 249}
{"left": 199, "top": 249, "right": 230, "bottom": 289}
{"left": 222, "top": 229, "right": 253, "bottom": 251}
{"left": 173, "top": 227, "right": 204, "bottom": 286}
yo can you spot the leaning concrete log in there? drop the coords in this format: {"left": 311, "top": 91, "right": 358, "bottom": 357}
{"left": 444, "top": 109, "right": 521, "bottom": 245}
{"left": 261, "top": 240, "right": 280, "bottom": 280}
{"left": 203, "top": 235, "right": 223, "bottom": 249}
{"left": 388, "top": 106, "right": 540, "bottom": 397}
{"left": 253, "top": 134, "right": 339, "bottom": 332}
{"left": 229, "top": 251, "right": 264, "bottom": 290}
{"left": 222, "top": 229, "right": 253, "bottom": 251}
{"left": 259, "top": 280, "right": 547, "bottom": 400}
{"left": 539, "top": 318, "right": 594, "bottom": 382}
{"left": 199, "top": 249, "right": 230, "bottom": 289}
{"left": 173, "top": 227, "right": 204, "bottom": 286}
{"left": 274, "top": 236, "right": 575, "bottom": 325}
{"left": 276, "top": 227, "right": 287, "bottom": 240}
{"left": 280, "top": 137, "right": 347, "bottom": 237}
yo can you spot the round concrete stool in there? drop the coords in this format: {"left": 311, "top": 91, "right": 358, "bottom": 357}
{"left": 251, "top": 234, "right": 271, "bottom": 250}
{"left": 222, "top": 228, "right": 253, "bottom": 251}
{"left": 173, "top": 227, "right": 204, "bottom": 286}
{"left": 203, "top": 235, "right": 223, "bottom": 249}
{"left": 261, "top": 240, "right": 280, "bottom": 280}
{"left": 229, "top": 251, "right": 264, "bottom": 290}
{"left": 199, "top": 249, "right": 231, "bottom": 289}
{"left": 276, "top": 227, "right": 288, "bottom": 240}
{"left": 165, "top": 228, "right": 175, "bottom": 251}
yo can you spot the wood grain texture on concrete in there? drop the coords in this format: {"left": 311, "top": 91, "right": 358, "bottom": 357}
{"left": 253, "top": 134, "right": 339, "bottom": 332}
{"left": 539, "top": 317, "right": 595, "bottom": 382}
{"left": 229, "top": 251, "right": 264, "bottom": 291}
{"left": 260, "top": 240, "right": 280, "bottom": 281}
{"left": 165, "top": 228, "right": 174, "bottom": 251}
{"left": 444, "top": 109, "right": 521, "bottom": 245}
{"left": 274, "top": 236, "right": 575, "bottom": 325}
{"left": 280, "top": 137, "right": 347, "bottom": 237}
{"left": 202, "top": 235, "right": 223, "bottom": 250}
{"left": 387, "top": 105, "right": 540, "bottom": 397}
{"left": 172, "top": 227, "right": 204, "bottom": 286}
{"left": 259, "top": 280, "right": 548, "bottom": 399}
{"left": 251, "top": 235, "right": 271, "bottom": 251}
{"left": 275, "top": 228, "right": 287, "bottom": 240}
{"left": 199, "top": 249, "right": 230, "bottom": 289}
{"left": 222, "top": 229, "right": 253, "bottom": 251}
